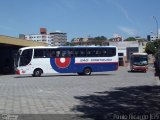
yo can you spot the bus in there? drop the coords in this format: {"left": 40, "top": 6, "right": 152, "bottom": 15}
{"left": 130, "top": 53, "right": 148, "bottom": 72}
{"left": 15, "top": 46, "right": 118, "bottom": 77}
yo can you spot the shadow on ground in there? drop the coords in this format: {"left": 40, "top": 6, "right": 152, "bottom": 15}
{"left": 72, "top": 85, "right": 160, "bottom": 120}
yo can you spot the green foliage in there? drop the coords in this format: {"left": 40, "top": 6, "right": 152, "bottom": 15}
{"left": 145, "top": 42, "right": 156, "bottom": 54}
{"left": 64, "top": 42, "right": 75, "bottom": 46}
{"left": 93, "top": 36, "right": 107, "bottom": 41}
{"left": 154, "top": 39, "right": 160, "bottom": 50}
{"left": 145, "top": 39, "right": 160, "bottom": 55}
{"left": 124, "top": 37, "right": 136, "bottom": 41}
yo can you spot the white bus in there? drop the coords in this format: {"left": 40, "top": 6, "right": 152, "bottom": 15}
{"left": 15, "top": 46, "right": 118, "bottom": 77}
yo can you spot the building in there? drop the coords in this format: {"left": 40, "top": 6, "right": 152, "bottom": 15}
{"left": 0, "top": 35, "right": 47, "bottom": 74}
{"left": 24, "top": 28, "right": 67, "bottom": 46}
{"left": 71, "top": 37, "right": 109, "bottom": 46}
{"left": 109, "top": 41, "right": 144, "bottom": 66}
{"left": 150, "top": 35, "right": 160, "bottom": 41}
{"left": 49, "top": 32, "right": 67, "bottom": 46}
{"left": 110, "top": 34, "right": 123, "bottom": 42}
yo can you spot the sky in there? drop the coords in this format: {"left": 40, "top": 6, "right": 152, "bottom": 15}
{"left": 0, "top": 0, "right": 160, "bottom": 41}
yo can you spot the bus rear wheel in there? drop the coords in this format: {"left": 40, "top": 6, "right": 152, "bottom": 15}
{"left": 83, "top": 67, "right": 92, "bottom": 75}
{"left": 33, "top": 69, "right": 42, "bottom": 77}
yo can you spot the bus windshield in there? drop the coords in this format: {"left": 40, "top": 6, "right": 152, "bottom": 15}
{"left": 133, "top": 56, "right": 148, "bottom": 66}
{"left": 19, "top": 49, "right": 33, "bottom": 66}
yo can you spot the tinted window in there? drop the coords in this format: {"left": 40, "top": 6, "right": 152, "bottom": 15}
{"left": 50, "top": 49, "right": 56, "bottom": 57}
{"left": 86, "top": 48, "right": 96, "bottom": 57}
{"left": 118, "top": 53, "right": 124, "bottom": 56}
{"left": 61, "top": 49, "right": 73, "bottom": 57}
{"left": 34, "top": 49, "right": 49, "bottom": 58}
{"left": 74, "top": 47, "right": 116, "bottom": 57}
{"left": 56, "top": 49, "right": 61, "bottom": 57}
{"left": 74, "top": 48, "right": 86, "bottom": 57}
{"left": 108, "top": 48, "right": 116, "bottom": 57}
{"left": 33, "top": 47, "right": 116, "bottom": 58}
{"left": 96, "top": 48, "right": 104, "bottom": 57}
{"left": 19, "top": 49, "right": 32, "bottom": 66}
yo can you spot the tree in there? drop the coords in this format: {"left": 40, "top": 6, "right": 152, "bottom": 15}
{"left": 64, "top": 42, "right": 75, "bottom": 46}
{"left": 145, "top": 39, "right": 160, "bottom": 55}
{"left": 145, "top": 42, "right": 156, "bottom": 55}
{"left": 94, "top": 36, "right": 107, "bottom": 41}
{"left": 154, "top": 39, "right": 160, "bottom": 50}
{"left": 124, "top": 37, "right": 136, "bottom": 41}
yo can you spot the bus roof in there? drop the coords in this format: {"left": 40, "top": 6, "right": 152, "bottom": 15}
{"left": 19, "top": 46, "right": 117, "bottom": 50}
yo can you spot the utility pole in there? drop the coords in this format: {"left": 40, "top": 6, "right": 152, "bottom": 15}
{"left": 153, "top": 16, "right": 159, "bottom": 39}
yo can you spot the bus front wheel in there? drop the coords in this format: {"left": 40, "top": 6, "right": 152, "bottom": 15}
{"left": 83, "top": 67, "right": 92, "bottom": 75}
{"left": 33, "top": 68, "right": 42, "bottom": 77}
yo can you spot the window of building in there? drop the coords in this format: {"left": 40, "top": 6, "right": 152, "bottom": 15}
{"left": 118, "top": 53, "right": 124, "bottom": 56}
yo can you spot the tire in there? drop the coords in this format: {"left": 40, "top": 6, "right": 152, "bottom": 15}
{"left": 33, "top": 69, "right": 42, "bottom": 77}
{"left": 83, "top": 67, "right": 92, "bottom": 75}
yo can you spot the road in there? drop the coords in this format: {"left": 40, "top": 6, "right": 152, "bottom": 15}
{"left": 0, "top": 67, "right": 160, "bottom": 120}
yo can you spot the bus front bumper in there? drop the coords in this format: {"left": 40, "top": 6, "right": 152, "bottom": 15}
{"left": 132, "top": 65, "right": 148, "bottom": 72}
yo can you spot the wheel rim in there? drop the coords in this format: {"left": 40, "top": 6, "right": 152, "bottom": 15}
{"left": 84, "top": 68, "right": 91, "bottom": 75}
{"left": 35, "top": 71, "right": 40, "bottom": 76}
{"left": 34, "top": 69, "right": 41, "bottom": 77}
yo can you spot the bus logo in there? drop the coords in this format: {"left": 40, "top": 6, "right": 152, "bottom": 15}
{"left": 55, "top": 58, "right": 71, "bottom": 68}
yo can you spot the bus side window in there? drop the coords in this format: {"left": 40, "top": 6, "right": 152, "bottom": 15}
{"left": 108, "top": 48, "right": 116, "bottom": 57}
{"left": 74, "top": 49, "right": 79, "bottom": 57}
{"left": 92, "top": 49, "right": 96, "bottom": 56}
{"left": 56, "top": 50, "right": 61, "bottom": 57}
{"left": 86, "top": 48, "right": 92, "bottom": 57}
{"left": 69, "top": 49, "right": 74, "bottom": 57}
{"left": 43, "top": 49, "right": 50, "bottom": 58}
{"left": 46, "top": 49, "right": 53, "bottom": 58}
{"left": 95, "top": 49, "right": 103, "bottom": 57}
{"left": 50, "top": 50, "right": 56, "bottom": 57}
{"left": 61, "top": 50, "right": 68, "bottom": 57}
{"left": 73, "top": 48, "right": 86, "bottom": 57}
{"left": 60, "top": 49, "right": 71, "bottom": 57}
{"left": 66, "top": 49, "right": 73, "bottom": 57}
{"left": 86, "top": 49, "right": 91, "bottom": 57}
{"left": 79, "top": 49, "right": 86, "bottom": 57}
{"left": 86, "top": 48, "right": 94, "bottom": 57}
{"left": 103, "top": 48, "right": 108, "bottom": 57}
{"left": 95, "top": 50, "right": 99, "bottom": 56}
{"left": 46, "top": 49, "right": 50, "bottom": 57}
{"left": 34, "top": 49, "right": 43, "bottom": 58}
{"left": 34, "top": 49, "right": 49, "bottom": 58}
